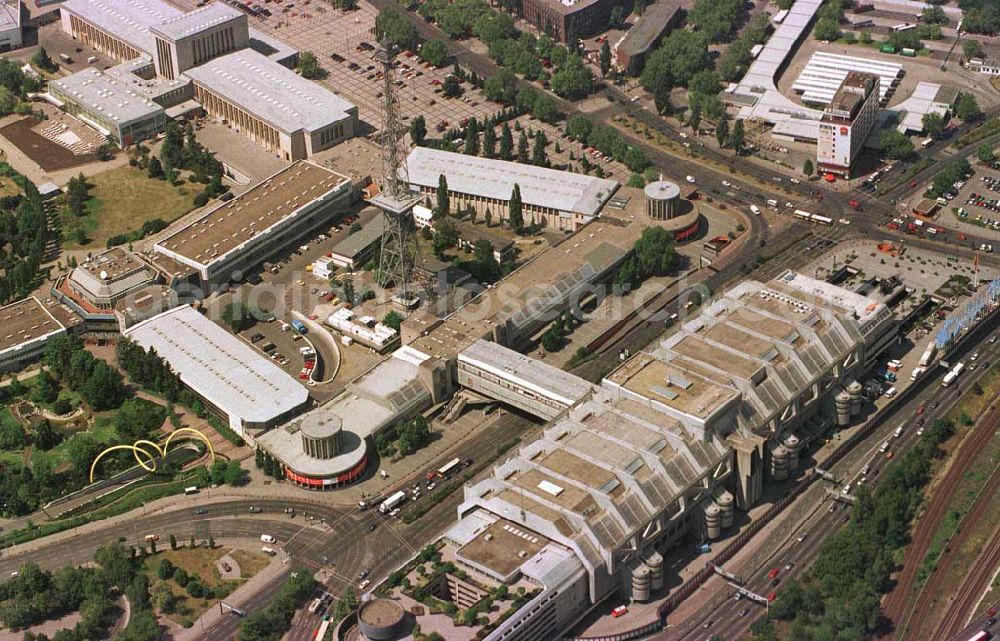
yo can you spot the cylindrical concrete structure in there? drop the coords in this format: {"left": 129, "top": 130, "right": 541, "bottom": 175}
{"left": 705, "top": 503, "right": 722, "bottom": 540}
{"left": 645, "top": 551, "right": 664, "bottom": 591}
{"left": 835, "top": 389, "right": 852, "bottom": 427}
{"left": 357, "top": 599, "right": 407, "bottom": 641}
{"left": 771, "top": 444, "right": 789, "bottom": 481}
{"left": 644, "top": 180, "right": 681, "bottom": 220}
{"left": 716, "top": 491, "right": 735, "bottom": 529}
{"left": 848, "top": 380, "right": 864, "bottom": 416}
{"left": 783, "top": 434, "right": 802, "bottom": 471}
{"left": 632, "top": 563, "right": 651, "bottom": 602}
{"left": 299, "top": 413, "right": 344, "bottom": 460}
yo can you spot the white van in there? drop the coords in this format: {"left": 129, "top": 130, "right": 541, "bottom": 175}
{"left": 260, "top": 534, "right": 276, "bottom": 544}
{"left": 879, "top": 441, "right": 890, "bottom": 453}
{"left": 893, "top": 426, "right": 903, "bottom": 438}
{"left": 766, "top": 199, "right": 778, "bottom": 209}
{"left": 884, "top": 386, "right": 897, "bottom": 398}
{"left": 261, "top": 546, "right": 276, "bottom": 556}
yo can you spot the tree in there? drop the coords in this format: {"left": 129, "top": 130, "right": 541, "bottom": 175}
{"left": 383, "top": 310, "right": 404, "bottom": 332}
{"left": 442, "top": 75, "right": 463, "bottom": 98}
{"left": 222, "top": 301, "right": 250, "bottom": 333}
{"left": 436, "top": 174, "right": 450, "bottom": 218}
{"left": 31, "top": 370, "right": 58, "bottom": 404}
{"left": 641, "top": 30, "right": 711, "bottom": 94}
{"left": 65, "top": 174, "right": 89, "bottom": 218}
{"left": 375, "top": 8, "right": 419, "bottom": 50}
{"left": 31, "top": 47, "right": 57, "bottom": 73}
{"left": 922, "top": 112, "right": 946, "bottom": 138}
{"left": 599, "top": 41, "right": 612, "bottom": 77}
{"left": 517, "top": 130, "right": 529, "bottom": 163}
{"left": 499, "top": 123, "right": 514, "bottom": 160}
{"left": 463, "top": 118, "right": 480, "bottom": 155}
{"left": 508, "top": 184, "right": 524, "bottom": 232}
{"left": 879, "top": 129, "right": 914, "bottom": 160}
{"left": 33, "top": 419, "right": 60, "bottom": 450}
{"left": 531, "top": 131, "right": 548, "bottom": 167}
{"left": 432, "top": 217, "right": 458, "bottom": 256}
{"left": 715, "top": 117, "right": 729, "bottom": 148}
{"left": 156, "top": 559, "right": 176, "bottom": 580}
{"left": 296, "top": 51, "right": 325, "bottom": 79}
{"left": 409, "top": 115, "right": 427, "bottom": 146}
{"left": 814, "top": 16, "right": 841, "bottom": 41}
{"left": 977, "top": 144, "right": 995, "bottom": 164}
{"left": 803, "top": 158, "right": 814, "bottom": 177}
{"left": 963, "top": 39, "right": 984, "bottom": 61}
{"left": 224, "top": 460, "right": 245, "bottom": 486}
{"left": 420, "top": 39, "right": 449, "bottom": 67}
{"left": 549, "top": 54, "right": 594, "bottom": 100}
{"left": 730, "top": 119, "right": 745, "bottom": 155}
{"left": 169, "top": 534, "right": 177, "bottom": 551}
{"left": 151, "top": 580, "right": 176, "bottom": 613}
{"left": 955, "top": 92, "right": 982, "bottom": 121}
{"left": 921, "top": 5, "right": 947, "bottom": 24}
{"left": 482, "top": 125, "right": 497, "bottom": 158}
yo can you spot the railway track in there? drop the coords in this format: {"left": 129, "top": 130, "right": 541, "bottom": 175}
{"left": 884, "top": 406, "right": 1000, "bottom": 639}
{"left": 926, "top": 462, "right": 1000, "bottom": 640}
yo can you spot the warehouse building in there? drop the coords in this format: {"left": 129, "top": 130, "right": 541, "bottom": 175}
{"left": 405, "top": 147, "right": 619, "bottom": 233}
{"left": 58, "top": 0, "right": 356, "bottom": 159}
{"left": 124, "top": 305, "right": 308, "bottom": 437}
{"left": 153, "top": 161, "right": 353, "bottom": 288}
{"left": 184, "top": 49, "right": 357, "bottom": 161}
{"left": 816, "top": 71, "right": 880, "bottom": 179}
{"left": 327, "top": 215, "right": 385, "bottom": 269}
{"left": 48, "top": 67, "right": 167, "bottom": 146}
{"left": 0, "top": 297, "right": 68, "bottom": 373}
{"left": 792, "top": 52, "right": 901, "bottom": 107}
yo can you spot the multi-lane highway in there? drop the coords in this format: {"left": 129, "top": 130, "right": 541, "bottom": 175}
{"left": 665, "top": 319, "right": 1000, "bottom": 641}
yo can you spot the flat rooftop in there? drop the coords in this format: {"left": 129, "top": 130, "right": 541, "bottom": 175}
{"left": 330, "top": 214, "right": 385, "bottom": 259}
{"left": 103, "top": 57, "right": 192, "bottom": 103}
{"left": 615, "top": 0, "right": 682, "bottom": 57}
{"left": 156, "top": 161, "right": 349, "bottom": 267}
{"left": 61, "top": 0, "right": 182, "bottom": 55}
{"left": 457, "top": 518, "right": 549, "bottom": 579}
{"left": 605, "top": 352, "right": 739, "bottom": 419}
{"left": 256, "top": 413, "right": 367, "bottom": 478}
{"left": 151, "top": 2, "right": 242, "bottom": 42}
{"left": 405, "top": 147, "right": 619, "bottom": 218}
{"left": 0, "top": 0, "right": 19, "bottom": 31}
{"left": 459, "top": 339, "right": 593, "bottom": 406}
{"left": 0, "top": 297, "right": 66, "bottom": 355}
{"left": 51, "top": 67, "right": 164, "bottom": 125}
{"left": 77, "top": 247, "right": 145, "bottom": 281}
{"left": 183, "top": 49, "right": 356, "bottom": 134}
{"left": 124, "top": 305, "right": 307, "bottom": 424}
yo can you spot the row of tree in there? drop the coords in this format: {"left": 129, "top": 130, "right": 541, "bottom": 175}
{"left": 0, "top": 164, "right": 47, "bottom": 305}
{"left": 236, "top": 571, "right": 316, "bottom": 641}
{"left": 117, "top": 339, "right": 184, "bottom": 401}
{"left": 44, "top": 335, "right": 127, "bottom": 412}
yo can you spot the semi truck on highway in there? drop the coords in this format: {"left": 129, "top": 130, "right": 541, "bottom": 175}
{"left": 942, "top": 362, "right": 965, "bottom": 387}
{"left": 379, "top": 490, "right": 407, "bottom": 513}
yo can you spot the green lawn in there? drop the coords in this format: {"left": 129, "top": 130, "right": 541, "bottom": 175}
{"left": 63, "top": 166, "right": 197, "bottom": 249}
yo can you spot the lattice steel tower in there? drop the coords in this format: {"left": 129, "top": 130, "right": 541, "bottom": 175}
{"left": 372, "top": 38, "right": 421, "bottom": 307}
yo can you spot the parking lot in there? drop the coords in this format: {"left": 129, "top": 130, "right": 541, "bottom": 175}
{"left": 211, "top": 0, "right": 502, "bottom": 133}
{"left": 951, "top": 155, "right": 1000, "bottom": 247}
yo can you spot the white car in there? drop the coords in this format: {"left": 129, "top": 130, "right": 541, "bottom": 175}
{"left": 842, "top": 484, "right": 851, "bottom": 494}
{"left": 790, "top": 177, "right": 801, "bottom": 184}
{"left": 839, "top": 218, "right": 851, "bottom": 225}
{"left": 686, "top": 175, "right": 696, "bottom": 184}
{"left": 971, "top": 352, "right": 979, "bottom": 361}
{"left": 722, "top": 180, "right": 732, "bottom": 188}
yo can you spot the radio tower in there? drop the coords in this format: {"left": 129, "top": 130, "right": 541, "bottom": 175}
{"left": 372, "top": 38, "right": 421, "bottom": 309}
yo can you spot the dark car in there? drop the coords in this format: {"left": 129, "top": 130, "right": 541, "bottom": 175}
{"left": 248, "top": 506, "right": 262, "bottom": 513}
{"left": 193, "top": 508, "right": 208, "bottom": 515}
{"left": 250, "top": 333, "right": 265, "bottom": 343}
